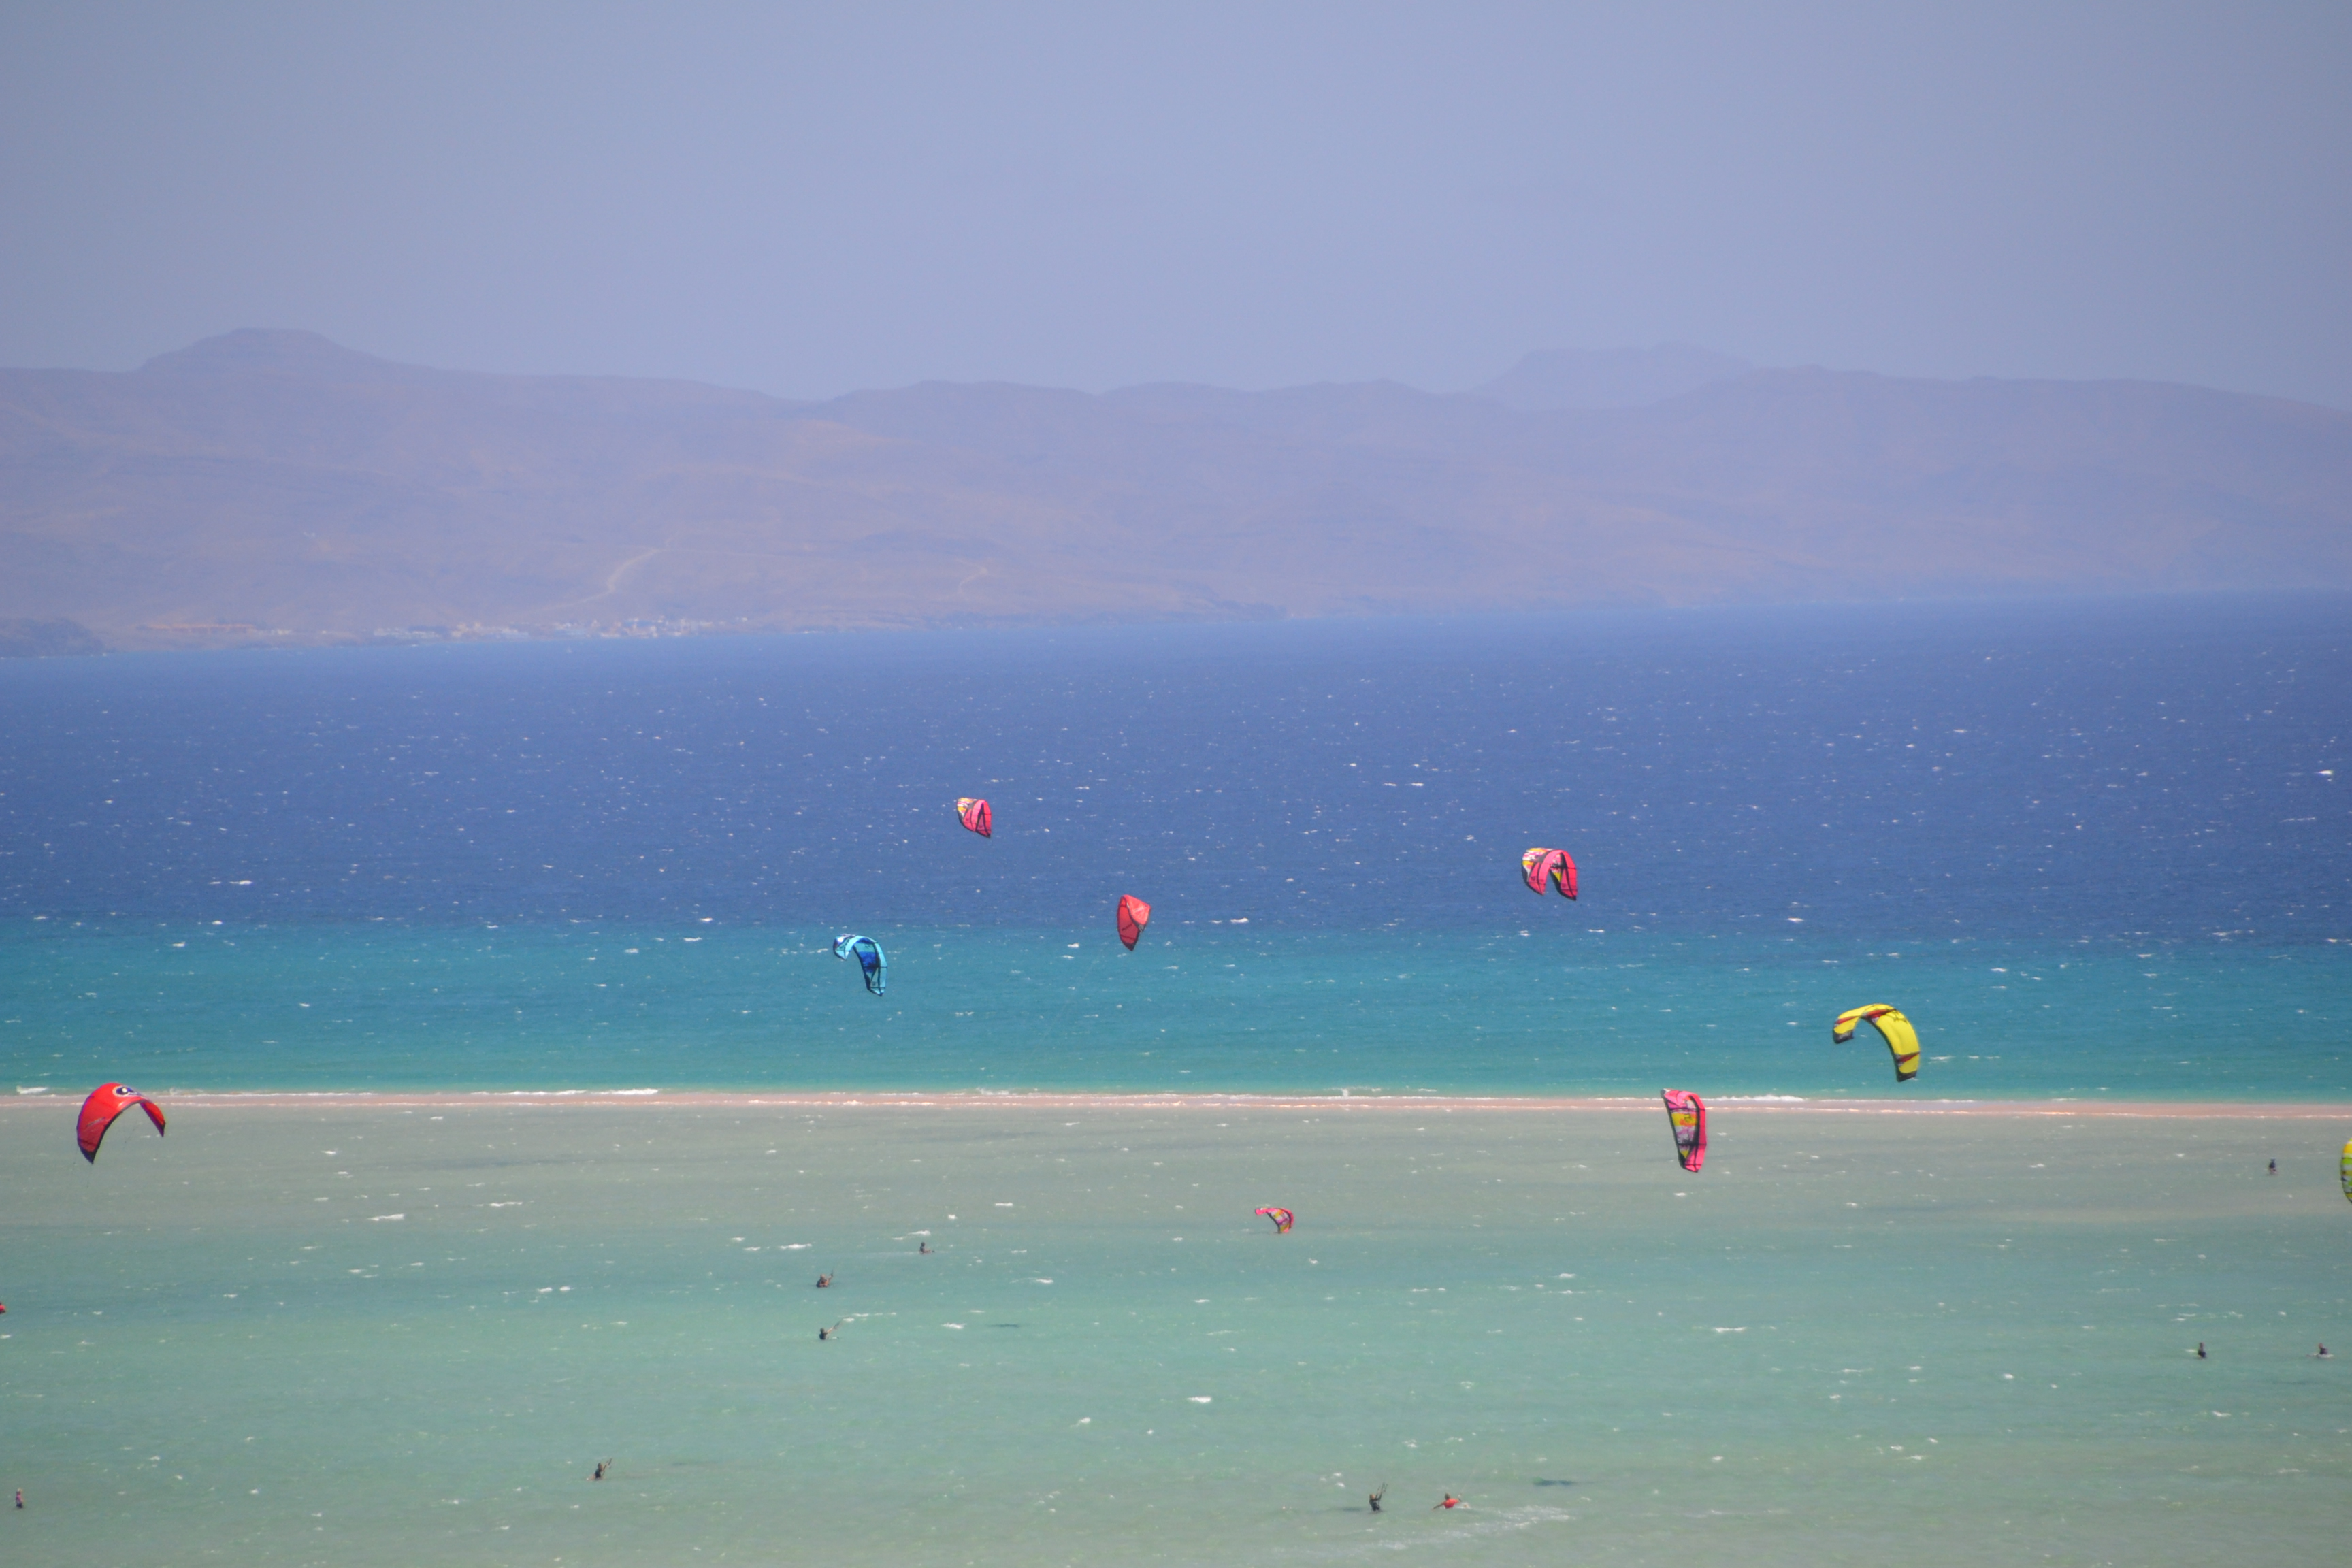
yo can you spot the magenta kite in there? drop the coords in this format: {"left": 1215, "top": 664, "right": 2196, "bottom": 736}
{"left": 1520, "top": 847, "right": 1577, "bottom": 899}
{"left": 1659, "top": 1089, "right": 1707, "bottom": 1173}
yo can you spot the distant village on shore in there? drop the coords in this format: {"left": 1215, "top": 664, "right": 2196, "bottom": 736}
{"left": 0, "top": 614, "right": 748, "bottom": 657}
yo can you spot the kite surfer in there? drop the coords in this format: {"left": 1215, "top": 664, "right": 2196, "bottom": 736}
{"left": 591, "top": 1461, "right": 608, "bottom": 1482}
{"left": 2197, "top": 1342, "right": 2207, "bottom": 1359}
{"left": 1368, "top": 1485, "right": 1386, "bottom": 1513}
{"left": 14, "top": 1489, "right": 22, "bottom": 1509}
{"left": 919, "top": 1242, "right": 932, "bottom": 1254}
{"left": 816, "top": 1273, "right": 834, "bottom": 1288}
{"left": 2317, "top": 1345, "right": 2331, "bottom": 1358}
{"left": 1433, "top": 1493, "right": 1460, "bottom": 1510}
{"left": 819, "top": 1322, "right": 843, "bottom": 1341}
{"left": 2270, "top": 1159, "right": 2277, "bottom": 1175}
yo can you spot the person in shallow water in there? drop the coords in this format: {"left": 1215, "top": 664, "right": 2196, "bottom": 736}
{"left": 919, "top": 1242, "right": 932, "bottom": 1254}
{"left": 1433, "top": 1494, "right": 1460, "bottom": 1510}
{"left": 2197, "top": 1343, "right": 2207, "bottom": 1358}
{"left": 1368, "top": 1486, "right": 1386, "bottom": 1512}
{"left": 2270, "top": 1159, "right": 2277, "bottom": 1174}
{"left": 816, "top": 1273, "right": 833, "bottom": 1288}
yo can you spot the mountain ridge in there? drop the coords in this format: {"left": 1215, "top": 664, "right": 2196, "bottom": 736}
{"left": 3, "top": 331, "right": 2345, "bottom": 647}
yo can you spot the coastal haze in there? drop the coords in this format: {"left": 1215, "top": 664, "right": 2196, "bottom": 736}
{"left": 6, "top": 8, "right": 2350, "bottom": 1567}
{"left": 6, "top": 331, "right": 2349, "bottom": 648}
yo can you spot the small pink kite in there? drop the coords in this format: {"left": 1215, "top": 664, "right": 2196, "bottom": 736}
{"left": 1520, "top": 847, "right": 1577, "bottom": 899}
{"left": 1659, "top": 1089, "right": 1707, "bottom": 1173}
{"left": 1117, "top": 895, "right": 1152, "bottom": 951}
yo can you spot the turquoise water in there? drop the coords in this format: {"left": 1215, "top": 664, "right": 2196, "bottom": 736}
{"left": 3, "top": 1102, "right": 2346, "bottom": 1567}
{"left": 5, "top": 602, "right": 2349, "bottom": 1563}
{"left": 5, "top": 921, "right": 2348, "bottom": 1099}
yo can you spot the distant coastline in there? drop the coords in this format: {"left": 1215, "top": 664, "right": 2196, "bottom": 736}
{"left": 0, "top": 617, "right": 104, "bottom": 657}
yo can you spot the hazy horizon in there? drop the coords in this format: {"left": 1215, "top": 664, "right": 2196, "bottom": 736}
{"left": 10, "top": 326, "right": 1748, "bottom": 406}
{"left": 15, "top": 325, "right": 2349, "bottom": 419}
{"left": 5, "top": 3, "right": 2349, "bottom": 407}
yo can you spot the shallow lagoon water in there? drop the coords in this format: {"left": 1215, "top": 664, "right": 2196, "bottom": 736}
{"left": 3, "top": 1102, "right": 2346, "bottom": 1567}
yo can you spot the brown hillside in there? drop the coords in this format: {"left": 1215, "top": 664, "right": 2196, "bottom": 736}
{"left": 2, "top": 331, "right": 2345, "bottom": 647}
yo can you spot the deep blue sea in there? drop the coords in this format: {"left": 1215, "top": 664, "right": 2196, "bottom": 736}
{"left": 3, "top": 595, "right": 2347, "bottom": 1097}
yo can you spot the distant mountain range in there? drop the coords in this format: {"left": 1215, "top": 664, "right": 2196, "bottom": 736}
{"left": 3, "top": 330, "right": 2346, "bottom": 650}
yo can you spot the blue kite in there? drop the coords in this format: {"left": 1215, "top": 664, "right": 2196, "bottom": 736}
{"left": 834, "top": 934, "right": 887, "bottom": 996}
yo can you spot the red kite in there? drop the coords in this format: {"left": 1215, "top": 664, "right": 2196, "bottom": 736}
{"left": 78, "top": 1083, "right": 165, "bottom": 1163}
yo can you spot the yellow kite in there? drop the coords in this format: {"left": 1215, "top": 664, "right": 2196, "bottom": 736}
{"left": 1833, "top": 1004, "right": 1921, "bottom": 1082}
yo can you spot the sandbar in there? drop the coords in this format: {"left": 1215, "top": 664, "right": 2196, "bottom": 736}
{"left": 6, "top": 1087, "right": 2345, "bottom": 1117}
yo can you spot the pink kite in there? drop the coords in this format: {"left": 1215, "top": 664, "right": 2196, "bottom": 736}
{"left": 1117, "top": 894, "right": 1152, "bottom": 951}
{"left": 1659, "top": 1089, "right": 1707, "bottom": 1173}
{"left": 1520, "top": 847, "right": 1577, "bottom": 899}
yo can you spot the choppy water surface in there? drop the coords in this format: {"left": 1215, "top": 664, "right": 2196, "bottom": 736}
{"left": 2, "top": 1104, "right": 2345, "bottom": 1568}
{"left": 3, "top": 921, "right": 2347, "bottom": 1100}
{"left": 2, "top": 593, "right": 2347, "bottom": 1098}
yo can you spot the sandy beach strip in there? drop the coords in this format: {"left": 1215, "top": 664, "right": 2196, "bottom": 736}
{"left": 5, "top": 1088, "right": 2346, "bottom": 1119}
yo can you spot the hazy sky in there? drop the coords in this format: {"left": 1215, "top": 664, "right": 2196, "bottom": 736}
{"left": 4, "top": 2, "right": 2347, "bottom": 405}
